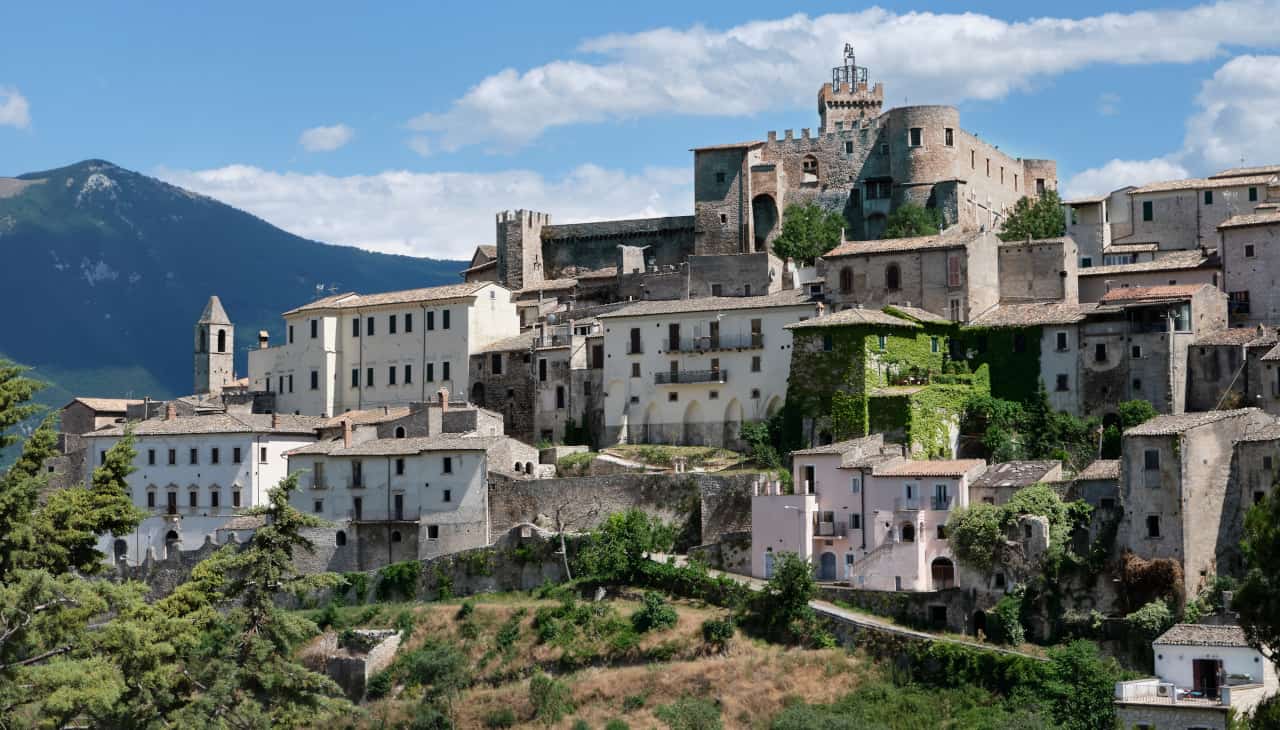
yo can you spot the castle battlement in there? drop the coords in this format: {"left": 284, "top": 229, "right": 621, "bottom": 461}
{"left": 496, "top": 209, "right": 551, "bottom": 226}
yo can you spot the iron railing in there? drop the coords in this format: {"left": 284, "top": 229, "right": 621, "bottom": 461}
{"left": 655, "top": 369, "right": 728, "bottom": 385}
{"left": 667, "top": 333, "right": 764, "bottom": 352}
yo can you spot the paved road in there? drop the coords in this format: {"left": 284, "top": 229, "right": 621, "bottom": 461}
{"left": 651, "top": 554, "right": 1044, "bottom": 661}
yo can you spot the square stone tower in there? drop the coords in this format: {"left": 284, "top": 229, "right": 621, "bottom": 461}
{"left": 818, "top": 44, "right": 884, "bottom": 132}
{"left": 194, "top": 295, "right": 234, "bottom": 395}
{"left": 494, "top": 210, "right": 549, "bottom": 291}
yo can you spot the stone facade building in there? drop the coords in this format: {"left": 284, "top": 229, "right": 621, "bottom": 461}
{"left": 248, "top": 282, "right": 518, "bottom": 418}
{"left": 194, "top": 295, "right": 236, "bottom": 396}
{"left": 1075, "top": 250, "right": 1220, "bottom": 304}
{"left": 1218, "top": 211, "right": 1280, "bottom": 326}
{"left": 1186, "top": 325, "right": 1277, "bottom": 412}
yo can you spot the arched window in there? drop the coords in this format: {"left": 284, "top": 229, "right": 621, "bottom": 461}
{"left": 901, "top": 522, "right": 915, "bottom": 542}
{"left": 514, "top": 462, "right": 523, "bottom": 473}
{"left": 394, "top": 426, "right": 406, "bottom": 439}
{"left": 839, "top": 268, "right": 853, "bottom": 294}
{"left": 525, "top": 461, "right": 534, "bottom": 475}
{"left": 886, "top": 263, "right": 901, "bottom": 291}
{"left": 216, "top": 329, "right": 227, "bottom": 353}
{"left": 336, "top": 530, "right": 347, "bottom": 546}
{"left": 113, "top": 538, "right": 128, "bottom": 559}
{"left": 390, "top": 530, "right": 402, "bottom": 543}
{"left": 802, "top": 155, "right": 819, "bottom": 184}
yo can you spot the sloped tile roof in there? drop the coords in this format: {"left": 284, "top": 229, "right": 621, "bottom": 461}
{"left": 283, "top": 282, "right": 492, "bottom": 315}
{"left": 1075, "top": 460, "right": 1120, "bottom": 481}
{"left": 1154, "top": 624, "right": 1249, "bottom": 648}
{"left": 1124, "top": 409, "right": 1259, "bottom": 436}
{"left": 873, "top": 459, "right": 987, "bottom": 477}
{"left": 968, "top": 302, "right": 1090, "bottom": 327}
{"left": 1130, "top": 174, "right": 1275, "bottom": 194}
{"left": 287, "top": 434, "right": 502, "bottom": 457}
{"left": 786, "top": 306, "right": 918, "bottom": 331}
{"left": 1078, "top": 250, "right": 1215, "bottom": 277}
{"left": 322, "top": 407, "right": 412, "bottom": 428}
{"left": 474, "top": 333, "right": 537, "bottom": 354}
{"left": 791, "top": 434, "right": 884, "bottom": 457}
{"left": 1218, "top": 211, "right": 1280, "bottom": 230}
{"left": 599, "top": 289, "right": 812, "bottom": 319}
{"left": 970, "top": 460, "right": 1062, "bottom": 488}
{"left": 66, "top": 397, "right": 143, "bottom": 413}
{"left": 1194, "top": 325, "right": 1276, "bottom": 346}
{"left": 886, "top": 305, "right": 951, "bottom": 324}
{"left": 1210, "top": 165, "right": 1280, "bottom": 179}
{"left": 1098, "top": 284, "right": 1208, "bottom": 304}
{"left": 824, "top": 231, "right": 982, "bottom": 258}
{"left": 86, "top": 413, "right": 325, "bottom": 438}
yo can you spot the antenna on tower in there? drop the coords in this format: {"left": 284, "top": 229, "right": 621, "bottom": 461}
{"left": 833, "top": 42, "right": 869, "bottom": 90}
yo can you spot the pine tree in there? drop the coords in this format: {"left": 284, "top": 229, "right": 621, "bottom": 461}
{"left": 0, "top": 360, "right": 43, "bottom": 453}
{"left": 0, "top": 414, "right": 57, "bottom": 578}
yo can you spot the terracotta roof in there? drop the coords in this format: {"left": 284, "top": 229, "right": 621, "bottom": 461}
{"left": 968, "top": 302, "right": 1089, "bottom": 327}
{"left": 599, "top": 289, "right": 812, "bottom": 319}
{"left": 1154, "top": 624, "right": 1250, "bottom": 648}
{"left": 1075, "top": 460, "right": 1120, "bottom": 481}
{"left": 1218, "top": 211, "right": 1280, "bottom": 230}
{"left": 1130, "top": 174, "right": 1275, "bottom": 194}
{"left": 886, "top": 305, "right": 951, "bottom": 325}
{"left": 1078, "top": 250, "right": 1214, "bottom": 276}
{"left": 970, "top": 460, "right": 1061, "bottom": 488}
{"left": 786, "top": 306, "right": 918, "bottom": 330}
{"left": 322, "top": 407, "right": 412, "bottom": 428}
{"left": 1124, "top": 408, "right": 1259, "bottom": 436}
{"left": 86, "top": 413, "right": 325, "bottom": 438}
{"left": 461, "top": 259, "right": 497, "bottom": 274}
{"left": 1098, "top": 284, "right": 1208, "bottom": 304}
{"left": 1210, "top": 165, "right": 1280, "bottom": 179}
{"left": 824, "top": 231, "right": 982, "bottom": 258}
{"left": 514, "top": 278, "right": 578, "bottom": 295}
{"left": 873, "top": 459, "right": 986, "bottom": 477}
{"left": 220, "top": 515, "right": 266, "bottom": 531}
{"left": 1194, "top": 325, "right": 1276, "bottom": 346}
{"left": 1105, "top": 242, "right": 1159, "bottom": 252}
{"left": 287, "top": 434, "right": 501, "bottom": 457}
{"left": 283, "top": 282, "right": 492, "bottom": 315}
{"left": 66, "top": 397, "right": 143, "bottom": 413}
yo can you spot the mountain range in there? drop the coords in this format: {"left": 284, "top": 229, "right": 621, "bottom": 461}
{"left": 0, "top": 159, "right": 465, "bottom": 414}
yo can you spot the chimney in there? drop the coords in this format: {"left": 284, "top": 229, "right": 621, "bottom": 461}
{"left": 165, "top": 402, "right": 176, "bottom": 421}
{"left": 342, "top": 419, "right": 352, "bottom": 448}
{"left": 383, "top": 405, "right": 389, "bottom": 414}
{"left": 258, "top": 330, "right": 270, "bottom": 349}
{"left": 437, "top": 388, "right": 449, "bottom": 412}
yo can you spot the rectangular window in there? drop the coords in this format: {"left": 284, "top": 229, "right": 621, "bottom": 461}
{"left": 442, "top": 310, "right": 450, "bottom": 329}
{"left": 100, "top": 450, "right": 107, "bottom": 465}
{"left": 314, "top": 500, "right": 323, "bottom": 514}
{"left": 288, "top": 324, "right": 294, "bottom": 344}
{"left": 352, "top": 318, "right": 360, "bottom": 337}
{"left": 388, "top": 366, "right": 397, "bottom": 386}
{"left": 823, "top": 334, "right": 834, "bottom": 352}
{"left": 1132, "top": 345, "right": 1143, "bottom": 359}
{"left": 1250, "top": 186, "right": 1259, "bottom": 202}
{"left": 148, "top": 491, "right": 156, "bottom": 508}
{"left": 211, "top": 490, "right": 219, "bottom": 508}
{"left": 1204, "top": 190, "right": 1213, "bottom": 205}
{"left": 850, "top": 514, "right": 861, "bottom": 530}
{"left": 427, "top": 524, "right": 439, "bottom": 539}
{"left": 711, "top": 283, "right": 723, "bottom": 296}
{"left": 395, "top": 457, "right": 405, "bottom": 476}
{"left": 970, "top": 149, "right": 975, "bottom": 169}
{"left": 259, "top": 446, "right": 267, "bottom": 463}
{"left": 352, "top": 460, "right": 363, "bottom": 488}
{"left": 668, "top": 392, "right": 678, "bottom": 402}
{"left": 844, "top": 140, "right": 854, "bottom": 154}
{"left": 442, "top": 489, "right": 452, "bottom": 503}
{"left": 189, "top": 491, "right": 198, "bottom": 508}
{"left": 850, "top": 478, "right": 861, "bottom": 494}
{"left": 947, "top": 254, "right": 961, "bottom": 287}
{"left": 310, "top": 319, "right": 318, "bottom": 339}
{"left": 1056, "top": 331, "right": 1069, "bottom": 351}
{"left": 278, "top": 376, "right": 284, "bottom": 394}
{"left": 492, "top": 353, "right": 503, "bottom": 375}
{"left": 1265, "top": 456, "right": 1274, "bottom": 470}
{"left": 211, "top": 447, "right": 220, "bottom": 464}
{"left": 442, "top": 456, "right": 452, "bottom": 474}
{"left": 944, "top": 128, "right": 954, "bottom": 146}
{"left": 233, "top": 447, "right": 241, "bottom": 463}
{"left": 751, "top": 355, "right": 762, "bottom": 373}
{"left": 442, "top": 361, "right": 450, "bottom": 381}
{"left": 405, "top": 312, "right": 413, "bottom": 332}
{"left": 389, "top": 314, "right": 397, "bottom": 334}
{"left": 1144, "top": 449, "right": 1160, "bottom": 471}
{"left": 1146, "top": 515, "right": 1161, "bottom": 538}
{"left": 288, "top": 374, "right": 294, "bottom": 393}
{"left": 394, "top": 493, "right": 403, "bottom": 520}
{"left": 1081, "top": 256, "right": 1093, "bottom": 268}
{"left": 556, "top": 385, "right": 565, "bottom": 409}
{"left": 631, "top": 362, "right": 640, "bottom": 378}
{"left": 351, "top": 368, "right": 359, "bottom": 388}
{"left": 427, "top": 311, "right": 435, "bottom": 330}
{"left": 190, "top": 448, "right": 198, "bottom": 465}
{"left": 930, "top": 336, "right": 939, "bottom": 353}
{"left": 404, "top": 364, "right": 412, "bottom": 384}
{"left": 538, "top": 358, "right": 548, "bottom": 381}
{"left": 427, "top": 363, "right": 435, "bottom": 382}
{"left": 878, "top": 335, "right": 887, "bottom": 351}
{"left": 986, "top": 158, "right": 990, "bottom": 177}
{"left": 1142, "top": 200, "right": 1153, "bottom": 221}
{"left": 148, "top": 448, "right": 156, "bottom": 465}
{"left": 1246, "top": 244, "right": 1256, "bottom": 258}
{"left": 908, "top": 127, "right": 922, "bottom": 146}
{"left": 233, "top": 490, "right": 241, "bottom": 508}
{"left": 353, "top": 496, "right": 362, "bottom": 519}
{"left": 366, "top": 316, "right": 375, "bottom": 336}
{"left": 310, "top": 370, "right": 319, "bottom": 390}
{"left": 366, "top": 368, "right": 374, "bottom": 387}
{"left": 1094, "top": 343, "right": 1107, "bottom": 362}
{"left": 629, "top": 327, "right": 642, "bottom": 354}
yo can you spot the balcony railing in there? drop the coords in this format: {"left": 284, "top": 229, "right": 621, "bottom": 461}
{"left": 931, "top": 496, "right": 955, "bottom": 511}
{"left": 348, "top": 508, "right": 421, "bottom": 522}
{"left": 536, "top": 334, "right": 573, "bottom": 348}
{"left": 1114, "top": 678, "right": 1258, "bottom": 707}
{"left": 815, "top": 521, "right": 847, "bottom": 538}
{"left": 667, "top": 333, "right": 764, "bottom": 353}
{"left": 894, "top": 497, "right": 922, "bottom": 511}
{"left": 655, "top": 369, "right": 728, "bottom": 385}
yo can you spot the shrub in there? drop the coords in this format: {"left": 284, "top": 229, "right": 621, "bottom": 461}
{"left": 700, "top": 617, "right": 735, "bottom": 650}
{"left": 396, "top": 609, "right": 417, "bottom": 637}
{"left": 495, "top": 609, "right": 525, "bottom": 654}
{"left": 989, "top": 592, "right": 1026, "bottom": 645}
{"left": 408, "top": 703, "right": 453, "bottom": 730}
{"left": 365, "top": 670, "right": 393, "bottom": 700}
{"left": 315, "top": 600, "right": 340, "bottom": 629}
{"left": 622, "top": 693, "right": 647, "bottom": 712}
{"left": 376, "top": 560, "right": 421, "bottom": 601}
{"left": 631, "top": 592, "right": 678, "bottom": 633}
{"left": 484, "top": 707, "right": 516, "bottom": 728}
{"left": 456, "top": 600, "right": 475, "bottom": 621}
{"left": 1125, "top": 600, "right": 1174, "bottom": 643}
{"left": 654, "top": 696, "right": 722, "bottom": 730}
{"left": 397, "top": 639, "right": 471, "bottom": 704}
{"left": 605, "top": 720, "right": 630, "bottom": 730}
{"left": 571, "top": 720, "right": 591, "bottom": 730}
{"left": 529, "top": 670, "right": 575, "bottom": 725}
{"left": 557, "top": 451, "right": 598, "bottom": 476}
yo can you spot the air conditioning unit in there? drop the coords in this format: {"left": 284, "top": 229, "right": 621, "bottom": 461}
{"left": 1156, "top": 683, "right": 1174, "bottom": 698}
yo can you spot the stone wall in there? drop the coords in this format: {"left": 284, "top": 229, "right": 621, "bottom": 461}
{"left": 689, "top": 530, "right": 752, "bottom": 574}
{"left": 817, "top": 584, "right": 988, "bottom": 635}
{"left": 1115, "top": 704, "right": 1228, "bottom": 730}
{"left": 541, "top": 216, "right": 695, "bottom": 279}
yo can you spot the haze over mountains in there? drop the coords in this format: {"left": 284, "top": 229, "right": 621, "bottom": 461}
{"left": 0, "top": 159, "right": 465, "bottom": 410}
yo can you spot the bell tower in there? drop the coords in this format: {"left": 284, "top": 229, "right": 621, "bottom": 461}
{"left": 818, "top": 44, "right": 884, "bottom": 132}
{"left": 194, "top": 295, "right": 234, "bottom": 395}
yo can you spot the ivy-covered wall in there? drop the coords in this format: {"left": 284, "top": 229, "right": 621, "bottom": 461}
{"left": 956, "top": 326, "right": 1043, "bottom": 404}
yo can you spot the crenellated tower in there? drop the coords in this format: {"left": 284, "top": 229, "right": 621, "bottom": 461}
{"left": 818, "top": 44, "right": 884, "bottom": 132}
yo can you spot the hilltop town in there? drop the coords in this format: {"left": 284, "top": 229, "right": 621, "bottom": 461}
{"left": 15, "top": 47, "right": 1280, "bottom": 728}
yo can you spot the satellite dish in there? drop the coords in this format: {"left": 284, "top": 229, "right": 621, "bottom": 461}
{"left": 547, "top": 313, "right": 558, "bottom": 324}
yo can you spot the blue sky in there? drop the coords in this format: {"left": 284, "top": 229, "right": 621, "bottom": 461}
{"left": 3, "top": 1, "right": 1280, "bottom": 259}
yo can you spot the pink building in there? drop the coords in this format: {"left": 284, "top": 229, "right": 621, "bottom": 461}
{"left": 751, "top": 435, "right": 987, "bottom": 592}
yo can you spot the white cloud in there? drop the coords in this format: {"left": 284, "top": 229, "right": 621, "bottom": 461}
{"left": 0, "top": 86, "right": 31, "bottom": 129}
{"left": 298, "top": 124, "right": 354, "bottom": 152}
{"left": 409, "top": 1, "right": 1280, "bottom": 150}
{"left": 1063, "top": 158, "right": 1190, "bottom": 199}
{"left": 154, "top": 164, "right": 692, "bottom": 260}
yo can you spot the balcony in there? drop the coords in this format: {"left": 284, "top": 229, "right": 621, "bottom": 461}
{"left": 894, "top": 497, "right": 923, "bottom": 511}
{"left": 655, "top": 368, "right": 728, "bottom": 385}
{"left": 815, "top": 521, "right": 847, "bottom": 538}
{"left": 536, "top": 334, "right": 573, "bottom": 348}
{"left": 931, "top": 496, "right": 955, "bottom": 511}
{"left": 1115, "top": 678, "right": 1261, "bottom": 708}
{"left": 667, "top": 333, "right": 764, "bottom": 353}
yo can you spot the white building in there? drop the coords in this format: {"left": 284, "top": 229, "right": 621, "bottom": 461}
{"left": 599, "top": 290, "right": 816, "bottom": 448}
{"left": 82, "top": 406, "right": 323, "bottom": 565}
{"left": 248, "top": 282, "right": 519, "bottom": 418}
{"left": 1115, "top": 624, "right": 1278, "bottom": 730}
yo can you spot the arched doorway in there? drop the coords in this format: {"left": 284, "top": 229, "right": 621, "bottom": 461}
{"left": 752, "top": 195, "right": 778, "bottom": 253}
{"left": 818, "top": 552, "right": 837, "bottom": 581}
{"left": 471, "top": 381, "right": 485, "bottom": 404}
{"left": 931, "top": 557, "right": 956, "bottom": 590}
{"left": 722, "top": 399, "right": 743, "bottom": 448}
{"left": 973, "top": 610, "right": 987, "bottom": 638}
{"left": 764, "top": 395, "right": 783, "bottom": 419}
{"left": 901, "top": 522, "right": 916, "bottom": 542}
{"left": 394, "top": 426, "right": 407, "bottom": 439}
{"left": 164, "top": 530, "right": 180, "bottom": 559}
{"left": 683, "top": 400, "right": 705, "bottom": 446}
{"left": 113, "top": 538, "right": 128, "bottom": 560}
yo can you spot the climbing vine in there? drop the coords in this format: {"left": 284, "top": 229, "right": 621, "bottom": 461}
{"left": 955, "top": 326, "right": 1042, "bottom": 404}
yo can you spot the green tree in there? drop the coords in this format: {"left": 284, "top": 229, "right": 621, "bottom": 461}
{"left": 748, "top": 551, "right": 827, "bottom": 645}
{"left": 771, "top": 204, "right": 844, "bottom": 263}
{"left": 998, "top": 189, "right": 1066, "bottom": 242}
{"left": 0, "top": 360, "right": 44, "bottom": 453}
{"left": 1237, "top": 489, "right": 1280, "bottom": 671}
{"left": 1041, "top": 640, "right": 1122, "bottom": 730}
{"left": 883, "top": 203, "right": 943, "bottom": 239}
{"left": 575, "top": 509, "right": 675, "bottom": 583}
{"left": 0, "top": 414, "right": 57, "bottom": 578}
